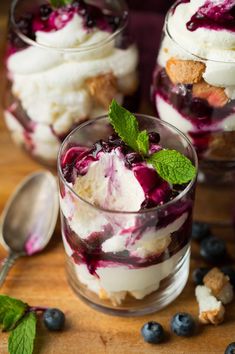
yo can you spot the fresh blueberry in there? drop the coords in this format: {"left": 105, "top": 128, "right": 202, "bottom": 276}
{"left": 171, "top": 312, "right": 195, "bottom": 337}
{"left": 86, "top": 15, "right": 96, "bottom": 28}
{"left": 200, "top": 236, "right": 227, "bottom": 263}
{"left": 40, "top": 4, "right": 52, "bottom": 20}
{"left": 191, "top": 222, "right": 211, "bottom": 241}
{"left": 108, "top": 133, "right": 123, "bottom": 147}
{"left": 107, "top": 15, "right": 121, "bottom": 31}
{"left": 148, "top": 131, "right": 160, "bottom": 144}
{"left": 192, "top": 267, "right": 210, "bottom": 285}
{"left": 141, "top": 321, "right": 164, "bottom": 344}
{"left": 225, "top": 342, "right": 235, "bottom": 354}
{"left": 221, "top": 267, "right": 235, "bottom": 288}
{"left": 125, "top": 152, "right": 143, "bottom": 166}
{"left": 43, "top": 308, "right": 65, "bottom": 331}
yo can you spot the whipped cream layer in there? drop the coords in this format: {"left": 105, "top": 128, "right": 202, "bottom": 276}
{"left": 59, "top": 138, "right": 192, "bottom": 304}
{"left": 6, "top": 6, "right": 138, "bottom": 160}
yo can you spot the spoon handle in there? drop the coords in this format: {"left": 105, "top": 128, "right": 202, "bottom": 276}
{"left": 0, "top": 253, "right": 19, "bottom": 287}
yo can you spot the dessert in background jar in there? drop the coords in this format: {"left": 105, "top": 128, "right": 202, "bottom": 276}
{"left": 4, "top": 0, "right": 138, "bottom": 164}
{"left": 58, "top": 100, "right": 197, "bottom": 315}
{"left": 152, "top": 0, "right": 235, "bottom": 184}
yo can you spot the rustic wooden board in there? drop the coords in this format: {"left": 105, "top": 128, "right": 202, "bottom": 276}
{"left": 1, "top": 5, "right": 235, "bottom": 354}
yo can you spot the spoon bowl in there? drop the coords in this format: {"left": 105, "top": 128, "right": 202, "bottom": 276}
{"left": 0, "top": 171, "right": 59, "bottom": 286}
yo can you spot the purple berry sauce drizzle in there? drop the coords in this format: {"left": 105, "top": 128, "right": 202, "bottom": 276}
{"left": 8, "top": 0, "right": 126, "bottom": 53}
{"left": 172, "top": 0, "right": 235, "bottom": 32}
{"left": 62, "top": 212, "right": 192, "bottom": 276}
{"left": 60, "top": 132, "right": 194, "bottom": 275}
{"left": 153, "top": 68, "right": 235, "bottom": 154}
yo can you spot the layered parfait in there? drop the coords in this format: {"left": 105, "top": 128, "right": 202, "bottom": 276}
{"left": 5, "top": 0, "right": 138, "bottom": 163}
{"left": 152, "top": 0, "right": 235, "bottom": 162}
{"left": 58, "top": 101, "right": 197, "bottom": 313}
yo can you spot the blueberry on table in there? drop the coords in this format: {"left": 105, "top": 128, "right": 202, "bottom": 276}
{"left": 221, "top": 267, "right": 235, "bottom": 288}
{"left": 141, "top": 321, "right": 164, "bottom": 344}
{"left": 225, "top": 342, "right": 235, "bottom": 354}
{"left": 192, "top": 267, "right": 210, "bottom": 285}
{"left": 171, "top": 313, "right": 195, "bottom": 337}
{"left": 200, "top": 236, "right": 227, "bottom": 263}
{"left": 191, "top": 222, "right": 211, "bottom": 241}
{"left": 43, "top": 308, "right": 65, "bottom": 331}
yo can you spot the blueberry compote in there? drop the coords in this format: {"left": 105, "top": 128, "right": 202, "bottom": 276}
{"left": 59, "top": 131, "right": 194, "bottom": 307}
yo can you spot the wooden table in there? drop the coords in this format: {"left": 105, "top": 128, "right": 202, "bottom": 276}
{"left": 1, "top": 5, "right": 235, "bottom": 354}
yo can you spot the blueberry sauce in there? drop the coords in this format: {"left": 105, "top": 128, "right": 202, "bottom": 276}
{"left": 61, "top": 133, "right": 188, "bottom": 209}
{"left": 8, "top": 0, "right": 125, "bottom": 52}
{"left": 186, "top": 0, "right": 235, "bottom": 32}
{"left": 153, "top": 67, "right": 235, "bottom": 154}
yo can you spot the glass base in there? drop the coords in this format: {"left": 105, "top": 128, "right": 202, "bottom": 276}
{"left": 65, "top": 247, "right": 190, "bottom": 317}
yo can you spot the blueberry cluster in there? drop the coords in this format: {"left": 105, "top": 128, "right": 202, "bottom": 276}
{"left": 191, "top": 221, "right": 235, "bottom": 287}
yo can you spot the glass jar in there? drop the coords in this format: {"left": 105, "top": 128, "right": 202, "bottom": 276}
{"left": 152, "top": 0, "right": 235, "bottom": 224}
{"left": 58, "top": 114, "right": 197, "bottom": 316}
{"left": 153, "top": 1, "right": 235, "bottom": 179}
{"left": 4, "top": 0, "right": 138, "bottom": 165}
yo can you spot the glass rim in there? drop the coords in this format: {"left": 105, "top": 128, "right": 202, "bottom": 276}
{"left": 57, "top": 114, "right": 198, "bottom": 215}
{"left": 165, "top": 1, "right": 235, "bottom": 64}
{"left": 10, "top": 0, "right": 128, "bottom": 53}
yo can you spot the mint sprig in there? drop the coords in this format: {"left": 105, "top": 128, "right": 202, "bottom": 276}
{"left": 8, "top": 312, "right": 36, "bottom": 354}
{"left": 148, "top": 150, "right": 196, "bottom": 184}
{"left": 50, "top": 0, "right": 73, "bottom": 8}
{"left": 108, "top": 100, "right": 196, "bottom": 185}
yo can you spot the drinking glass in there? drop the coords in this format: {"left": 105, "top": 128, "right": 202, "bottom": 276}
{"left": 58, "top": 114, "right": 197, "bottom": 316}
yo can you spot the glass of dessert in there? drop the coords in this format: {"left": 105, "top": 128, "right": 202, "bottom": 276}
{"left": 4, "top": 0, "right": 138, "bottom": 164}
{"left": 58, "top": 100, "right": 197, "bottom": 316}
{"left": 152, "top": 0, "right": 235, "bottom": 224}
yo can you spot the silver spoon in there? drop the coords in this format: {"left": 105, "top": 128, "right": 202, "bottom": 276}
{"left": 0, "top": 171, "right": 59, "bottom": 287}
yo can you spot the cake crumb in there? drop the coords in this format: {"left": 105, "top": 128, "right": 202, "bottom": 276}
{"left": 166, "top": 58, "right": 205, "bottom": 84}
{"left": 195, "top": 285, "right": 225, "bottom": 325}
{"left": 192, "top": 81, "right": 228, "bottom": 107}
{"left": 203, "top": 267, "right": 234, "bottom": 304}
{"left": 86, "top": 73, "right": 118, "bottom": 109}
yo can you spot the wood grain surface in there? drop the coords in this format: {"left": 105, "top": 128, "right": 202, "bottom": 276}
{"left": 1, "top": 3, "right": 235, "bottom": 354}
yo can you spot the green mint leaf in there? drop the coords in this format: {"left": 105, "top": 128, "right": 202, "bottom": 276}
{"left": 136, "top": 130, "right": 149, "bottom": 156}
{"left": 8, "top": 312, "right": 36, "bottom": 354}
{"left": 148, "top": 149, "right": 196, "bottom": 184}
{"left": 0, "top": 295, "right": 28, "bottom": 331}
{"left": 109, "top": 99, "right": 139, "bottom": 152}
{"left": 50, "top": 0, "right": 73, "bottom": 8}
